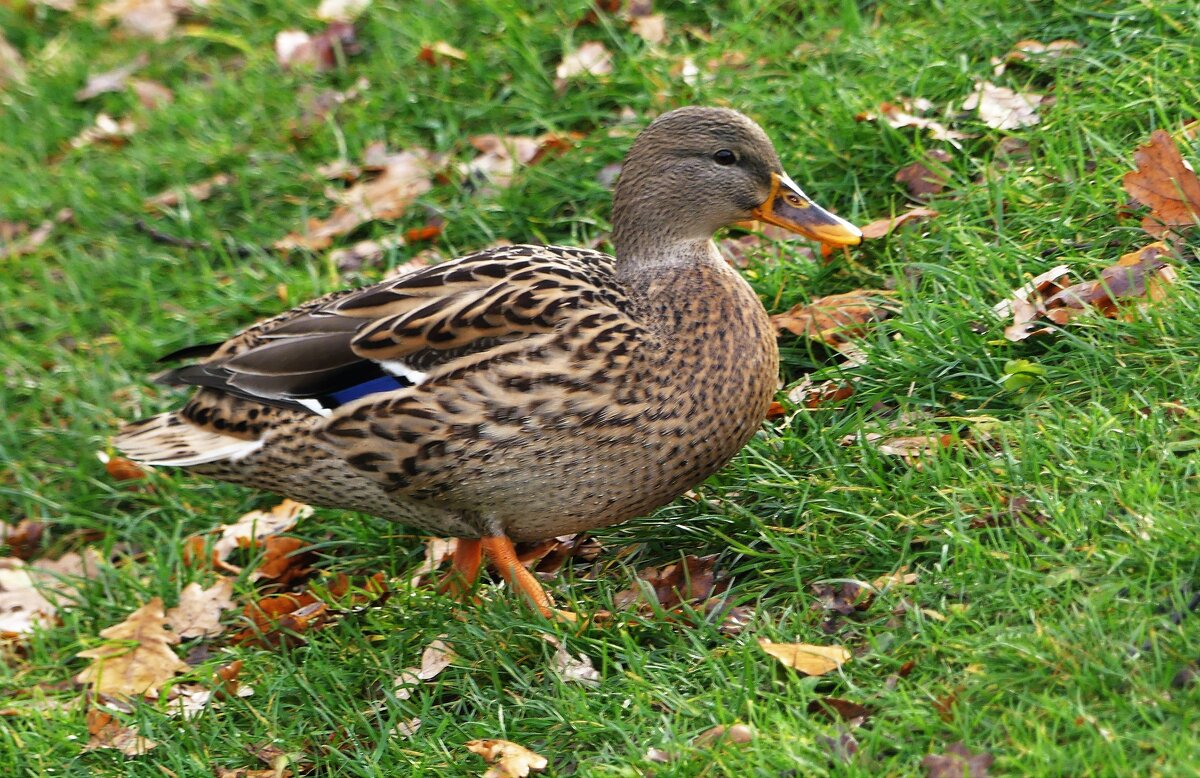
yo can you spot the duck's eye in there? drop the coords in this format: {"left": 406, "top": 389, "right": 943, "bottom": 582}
{"left": 712, "top": 149, "right": 738, "bottom": 166}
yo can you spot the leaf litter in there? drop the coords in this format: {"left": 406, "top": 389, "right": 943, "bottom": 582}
{"left": 962, "top": 80, "right": 1044, "bottom": 130}
{"left": 75, "top": 597, "right": 190, "bottom": 698}
{"left": 466, "top": 738, "right": 548, "bottom": 778}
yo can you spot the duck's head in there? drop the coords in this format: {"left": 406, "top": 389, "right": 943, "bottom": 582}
{"left": 611, "top": 106, "right": 861, "bottom": 257}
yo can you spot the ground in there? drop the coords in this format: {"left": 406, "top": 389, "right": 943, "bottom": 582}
{"left": 1, "top": 0, "right": 1199, "bottom": 775}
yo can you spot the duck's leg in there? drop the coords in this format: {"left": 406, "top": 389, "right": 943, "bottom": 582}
{"left": 480, "top": 535, "right": 554, "bottom": 613}
{"left": 437, "top": 538, "right": 483, "bottom": 598}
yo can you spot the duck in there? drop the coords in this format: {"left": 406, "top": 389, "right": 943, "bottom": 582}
{"left": 115, "top": 106, "right": 861, "bottom": 615}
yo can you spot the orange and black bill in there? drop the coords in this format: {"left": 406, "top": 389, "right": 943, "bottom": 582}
{"left": 752, "top": 172, "right": 862, "bottom": 246}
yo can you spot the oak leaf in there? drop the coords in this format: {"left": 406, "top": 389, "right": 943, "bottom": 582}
{"left": 758, "top": 639, "right": 851, "bottom": 676}
{"left": 75, "top": 598, "right": 189, "bottom": 698}
{"left": 1122, "top": 130, "right": 1200, "bottom": 238}
{"left": 165, "top": 578, "right": 236, "bottom": 639}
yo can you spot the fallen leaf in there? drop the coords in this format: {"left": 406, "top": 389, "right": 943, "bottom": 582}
{"left": 629, "top": 14, "right": 666, "bottom": 45}
{"left": 275, "top": 22, "right": 361, "bottom": 72}
{"left": 1, "top": 208, "right": 73, "bottom": 259}
{"left": 859, "top": 98, "right": 970, "bottom": 146}
{"left": 104, "top": 454, "right": 148, "bottom": 481}
{"left": 207, "top": 500, "right": 312, "bottom": 563}
{"left": 84, "top": 707, "right": 158, "bottom": 755}
{"left": 613, "top": 554, "right": 722, "bottom": 610}
{"left": 554, "top": 41, "right": 613, "bottom": 92}
{"left": 316, "top": 0, "right": 371, "bottom": 22}
{"left": 417, "top": 41, "right": 467, "bottom": 66}
{"left": 962, "top": 80, "right": 1043, "bottom": 130}
{"left": 0, "top": 549, "right": 102, "bottom": 635}
{"left": 130, "top": 78, "right": 173, "bottom": 110}
{"left": 249, "top": 536, "right": 313, "bottom": 584}
{"left": 895, "top": 149, "right": 953, "bottom": 199}
{"left": 758, "top": 639, "right": 850, "bottom": 676}
{"left": 95, "top": 0, "right": 186, "bottom": 41}
{"left": 787, "top": 377, "right": 856, "bottom": 409}
{"left": 292, "top": 76, "right": 369, "bottom": 139}
{"left": 75, "top": 54, "right": 148, "bottom": 101}
{"left": 818, "top": 731, "right": 859, "bottom": 764}
{"left": 165, "top": 578, "right": 235, "bottom": 639}
{"left": 859, "top": 207, "right": 939, "bottom": 239}
{"left": 393, "top": 637, "right": 455, "bottom": 700}
{"left": 872, "top": 567, "right": 919, "bottom": 590}
{"left": 922, "top": 742, "right": 994, "bottom": 778}
{"left": 1005, "top": 38, "right": 1080, "bottom": 63}
{"left": 770, "top": 289, "right": 899, "bottom": 355}
{"left": 807, "top": 697, "right": 874, "bottom": 724}
{"left": 460, "top": 132, "right": 579, "bottom": 194}
{"left": 408, "top": 537, "right": 458, "bottom": 587}
{"left": 1122, "top": 129, "right": 1200, "bottom": 238}
{"left": 998, "top": 243, "right": 1177, "bottom": 341}
{"left": 276, "top": 149, "right": 443, "bottom": 251}
{"left": 466, "top": 739, "right": 548, "bottom": 778}
{"left": 968, "top": 495, "right": 1049, "bottom": 529}
{"left": 68, "top": 113, "right": 137, "bottom": 151}
{"left": 394, "top": 718, "right": 422, "bottom": 738}
{"left": 143, "top": 173, "right": 235, "bottom": 211}
{"left": 873, "top": 433, "right": 957, "bottom": 458}
{"left": 693, "top": 724, "right": 754, "bottom": 747}
{"left": 644, "top": 747, "right": 673, "bottom": 763}
{"left": 75, "top": 597, "right": 190, "bottom": 698}
{"left": 2, "top": 520, "right": 45, "bottom": 561}
{"left": 215, "top": 769, "right": 287, "bottom": 778}
{"left": 550, "top": 641, "right": 600, "bottom": 686}
{"left": 233, "top": 592, "right": 327, "bottom": 648}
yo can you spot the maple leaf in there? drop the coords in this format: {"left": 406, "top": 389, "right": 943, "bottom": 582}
{"left": 276, "top": 149, "right": 443, "bottom": 251}
{"left": 1122, "top": 129, "right": 1200, "bottom": 239}
{"left": 466, "top": 739, "right": 548, "bottom": 778}
{"left": 76, "top": 597, "right": 189, "bottom": 698}
{"left": 165, "top": 578, "right": 236, "bottom": 639}
{"left": 758, "top": 639, "right": 851, "bottom": 676}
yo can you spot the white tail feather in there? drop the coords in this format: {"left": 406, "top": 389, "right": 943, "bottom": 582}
{"left": 115, "top": 413, "right": 264, "bottom": 467}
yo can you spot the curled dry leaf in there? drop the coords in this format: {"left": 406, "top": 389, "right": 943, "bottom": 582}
{"left": 693, "top": 724, "right": 754, "bottom": 747}
{"left": 758, "top": 639, "right": 851, "bottom": 676}
{"left": 629, "top": 14, "right": 667, "bottom": 45}
{"left": 75, "top": 597, "right": 190, "bottom": 698}
{"left": 84, "top": 707, "right": 158, "bottom": 755}
{"left": 461, "top": 133, "right": 580, "bottom": 193}
{"left": 550, "top": 640, "right": 600, "bottom": 686}
{"left": 1122, "top": 129, "right": 1200, "bottom": 239}
{"left": 316, "top": 0, "right": 371, "bottom": 22}
{"left": 1005, "top": 38, "right": 1080, "bottom": 63}
{"left": 858, "top": 98, "right": 970, "bottom": 146}
{"left": 922, "top": 742, "right": 995, "bottom": 778}
{"left": 466, "top": 739, "right": 548, "bottom": 778}
{"left": 771, "top": 290, "right": 898, "bottom": 357}
{"left": 130, "top": 79, "right": 173, "bottom": 110}
{"left": 998, "top": 243, "right": 1177, "bottom": 342}
{"left": 554, "top": 41, "right": 613, "bottom": 92}
{"left": 95, "top": 0, "right": 189, "bottom": 41}
{"left": 859, "top": 207, "right": 938, "bottom": 239}
{"left": 418, "top": 41, "right": 468, "bottom": 66}
{"left": 275, "top": 22, "right": 361, "bottom": 72}
{"left": 69, "top": 113, "right": 137, "bottom": 150}
{"left": 2, "top": 519, "right": 45, "bottom": 561}
{"left": 787, "top": 377, "right": 856, "bottom": 409}
{"left": 393, "top": 637, "right": 455, "bottom": 700}
{"left": 211, "top": 499, "right": 313, "bottom": 562}
{"left": 143, "top": 173, "right": 235, "bottom": 211}
{"left": 1, "top": 208, "right": 73, "bottom": 259}
{"left": 234, "top": 592, "right": 328, "bottom": 648}
{"left": 249, "top": 535, "right": 314, "bottom": 584}
{"left": 807, "top": 697, "right": 874, "bottom": 724}
{"left": 962, "top": 81, "right": 1043, "bottom": 130}
{"left": 75, "top": 54, "right": 147, "bottom": 101}
{"left": 895, "top": 149, "right": 953, "bottom": 199}
{"left": 614, "top": 554, "right": 722, "bottom": 610}
{"left": 871, "top": 567, "right": 919, "bottom": 590}
{"left": 0, "top": 549, "right": 102, "bottom": 635}
{"left": 276, "top": 149, "right": 443, "bottom": 251}
{"left": 165, "top": 578, "right": 235, "bottom": 639}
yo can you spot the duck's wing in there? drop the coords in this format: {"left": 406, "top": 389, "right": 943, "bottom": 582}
{"left": 153, "top": 243, "right": 634, "bottom": 418}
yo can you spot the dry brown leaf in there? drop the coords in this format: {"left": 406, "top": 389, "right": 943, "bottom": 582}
{"left": 418, "top": 41, "right": 468, "bottom": 65}
{"left": 554, "top": 41, "right": 612, "bottom": 91}
{"left": 786, "top": 377, "right": 856, "bottom": 409}
{"left": 95, "top": 0, "right": 181, "bottom": 41}
{"left": 249, "top": 536, "right": 313, "bottom": 584}
{"left": 460, "top": 132, "right": 579, "bottom": 194}
{"left": 316, "top": 0, "right": 370, "bottom": 22}
{"left": 962, "top": 80, "right": 1043, "bottom": 130}
{"left": 874, "top": 434, "right": 956, "bottom": 458}
{"left": 75, "top": 54, "right": 147, "bottom": 101}
{"left": 276, "top": 149, "right": 442, "bottom": 251}
{"left": 1123, "top": 129, "right": 1200, "bottom": 238}
{"left": 613, "top": 554, "right": 722, "bottom": 610}
{"left": 550, "top": 640, "right": 600, "bottom": 686}
{"left": 807, "top": 697, "right": 874, "bottom": 724}
{"left": 210, "top": 500, "right": 312, "bottom": 562}
{"left": 233, "top": 592, "right": 327, "bottom": 648}
{"left": 758, "top": 639, "right": 851, "bottom": 676}
{"left": 2, "top": 519, "right": 45, "bottom": 561}
{"left": 770, "top": 290, "right": 898, "bottom": 354}
{"left": 923, "top": 742, "right": 995, "bottom": 778}
{"left": 84, "top": 707, "right": 158, "bottom": 755}
{"left": 998, "top": 243, "right": 1177, "bottom": 341}
{"left": 216, "top": 770, "right": 288, "bottom": 778}
{"left": 274, "top": 22, "right": 360, "bottom": 72}
{"left": 76, "top": 597, "right": 190, "bottom": 698}
{"left": 393, "top": 637, "right": 455, "bottom": 700}
{"left": 630, "top": 14, "right": 666, "bottom": 45}
{"left": 466, "top": 739, "right": 548, "bottom": 778}
{"left": 1005, "top": 38, "right": 1080, "bottom": 63}
{"left": 694, "top": 724, "right": 755, "bottom": 747}
{"left": 408, "top": 537, "right": 458, "bottom": 586}
{"left": 859, "top": 207, "right": 939, "bottom": 239}
{"left": 1, "top": 208, "right": 73, "bottom": 259}
{"left": 165, "top": 578, "right": 235, "bottom": 639}
{"left": 69, "top": 113, "right": 137, "bottom": 150}
{"left": 895, "top": 149, "right": 953, "bottom": 199}
{"left": 103, "top": 453, "right": 148, "bottom": 481}
{"left": 292, "top": 76, "right": 369, "bottom": 139}
{"left": 0, "top": 549, "right": 102, "bottom": 635}
{"left": 143, "top": 173, "right": 234, "bottom": 211}
{"left": 872, "top": 567, "right": 919, "bottom": 590}
{"left": 860, "top": 98, "right": 970, "bottom": 146}
{"left": 130, "top": 78, "right": 173, "bottom": 110}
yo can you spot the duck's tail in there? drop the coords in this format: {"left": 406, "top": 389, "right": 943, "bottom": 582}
{"left": 114, "top": 412, "right": 265, "bottom": 468}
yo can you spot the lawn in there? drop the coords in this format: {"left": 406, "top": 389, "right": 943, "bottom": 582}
{"left": 2, "top": 0, "right": 1199, "bottom": 775}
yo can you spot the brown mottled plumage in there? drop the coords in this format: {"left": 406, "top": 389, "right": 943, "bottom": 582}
{"left": 116, "top": 107, "right": 861, "bottom": 612}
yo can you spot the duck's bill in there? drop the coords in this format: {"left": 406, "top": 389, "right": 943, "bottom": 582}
{"left": 752, "top": 172, "right": 862, "bottom": 246}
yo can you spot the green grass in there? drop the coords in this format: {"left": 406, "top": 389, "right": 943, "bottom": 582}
{"left": 3, "top": 0, "right": 1200, "bottom": 775}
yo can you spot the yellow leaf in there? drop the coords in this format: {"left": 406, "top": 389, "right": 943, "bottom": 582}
{"left": 758, "top": 639, "right": 850, "bottom": 676}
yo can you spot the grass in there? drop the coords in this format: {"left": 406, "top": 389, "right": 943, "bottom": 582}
{"left": 2, "top": 0, "right": 1200, "bottom": 775}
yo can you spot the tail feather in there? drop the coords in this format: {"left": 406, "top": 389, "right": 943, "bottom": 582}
{"left": 115, "top": 413, "right": 264, "bottom": 467}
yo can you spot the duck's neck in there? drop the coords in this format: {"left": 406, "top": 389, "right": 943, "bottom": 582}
{"left": 611, "top": 203, "right": 723, "bottom": 280}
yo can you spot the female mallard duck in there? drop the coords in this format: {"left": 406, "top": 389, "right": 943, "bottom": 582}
{"left": 116, "top": 106, "right": 861, "bottom": 613}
